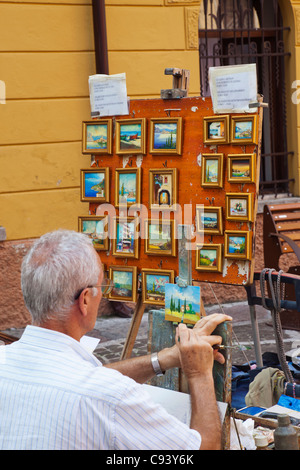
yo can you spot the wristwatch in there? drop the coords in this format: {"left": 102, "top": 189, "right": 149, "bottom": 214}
{"left": 151, "top": 352, "right": 165, "bottom": 377}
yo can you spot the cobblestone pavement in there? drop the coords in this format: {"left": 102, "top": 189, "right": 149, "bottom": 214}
{"left": 3, "top": 301, "right": 300, "bottom": 367}
{"left": 89, "top": 301, "right": 300, "bottom": 367}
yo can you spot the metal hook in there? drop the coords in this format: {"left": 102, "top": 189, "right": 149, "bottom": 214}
{"left": 206, "top": 197, "right": 215, "bottom": 206}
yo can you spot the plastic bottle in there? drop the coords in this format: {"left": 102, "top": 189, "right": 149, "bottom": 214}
{"left": 274, "top": 414, "right": 299, "bottom": 450}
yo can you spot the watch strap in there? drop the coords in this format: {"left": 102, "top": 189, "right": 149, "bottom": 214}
{"left": 151, "top": 352, "right": 165, "bottom": 377}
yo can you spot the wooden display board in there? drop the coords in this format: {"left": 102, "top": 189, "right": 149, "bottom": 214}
{"left": 79, "top": 96, "right": 262, "bottom": 293}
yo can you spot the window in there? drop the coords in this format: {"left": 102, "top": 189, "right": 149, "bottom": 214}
{"left": 199, "top": 0, "right": 293, "bottom": 196}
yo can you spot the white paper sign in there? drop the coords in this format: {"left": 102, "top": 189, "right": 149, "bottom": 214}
{"left": 89, "top": 73, "right": 129, "bottom": 117}
{"left": 209, "top": 64, "right": 257, "bottom": 114}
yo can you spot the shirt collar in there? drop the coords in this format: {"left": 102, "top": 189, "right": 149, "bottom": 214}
{"left": 19, "top": 325, "right": 102, "bottom": 367}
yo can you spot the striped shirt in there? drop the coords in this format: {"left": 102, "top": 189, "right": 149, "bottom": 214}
{"left": 0, "top": 325, "right": 201, "bottom": 450}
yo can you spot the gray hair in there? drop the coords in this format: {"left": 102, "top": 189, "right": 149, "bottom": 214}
{"left": 21, "top": 229, "right": 101, "bottom": 325}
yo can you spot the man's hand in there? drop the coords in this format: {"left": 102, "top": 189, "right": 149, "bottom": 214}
{"left": 193, "top": 313, "right": 232, "bottom": 365}
{"left": 193, "top": 313, "right": 232, "bottom": 336}
{"left": 175, "top": 323, "right": 221, "bottom": 378}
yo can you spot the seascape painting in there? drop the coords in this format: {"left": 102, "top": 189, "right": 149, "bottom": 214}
{"left": 153, "top": 122, "right": 178, "bottom": 150}
{"left": 81, "top": 219, "right": 106, "bottom": 250}
{"left": 119, "top": 122, "right": 142, "bottom": 151}
{"left": 83, "top": 171, "right": 106, "bottom": 199}
{"left": 204, "top": 116, "right": 228, "bottom": 144}
{"left": 200, "top": 211, "right": 218, "bottom": 230}
{"left": 228, "top": 235, "right": 246, "bottom": 255}
{"left": 208, "top": 121, "right": 225, "bottom": 140}
{"left": 231, "top": 159, "right": 250, "bottom": 178}
{"left": 78, "top": 216, "right": 108, "bottom": 251}
{"left": 234, "top": 120, "right": 253, "bottom": 140}
{"left": 84, "top": 123, "right": 109, "bottom": 152}
{"left": 165, "top": 283, "right": 201, "bottom": 324}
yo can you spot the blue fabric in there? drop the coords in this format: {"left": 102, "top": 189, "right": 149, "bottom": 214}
{"left": 278, "top": 394, "right": 300, "bottom": 412}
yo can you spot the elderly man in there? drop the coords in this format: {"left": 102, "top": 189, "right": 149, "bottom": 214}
{"left": 0, "top": 229, "right": 231, "bottom": 450}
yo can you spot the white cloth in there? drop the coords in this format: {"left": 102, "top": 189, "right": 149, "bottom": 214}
{"left": 0, "top": 325, "right": 201, "bottom": 450}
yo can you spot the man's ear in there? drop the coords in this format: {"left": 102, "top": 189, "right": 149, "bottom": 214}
{"left": 78, "top": 288, "right": 89, "bottom": 317}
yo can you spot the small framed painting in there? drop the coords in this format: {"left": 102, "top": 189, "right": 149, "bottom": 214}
{"left": 115, "top": 168, "right": 141, "bottom": 208}
{"left": 78, "top": 215, "right": 109, "bottom": 251}
{"left": 80, "top": 168, "right": 109, "bottom": 203}
{"left": 225, "top": 193, "right": 253, "bottom": 222}
{"left": 165, "top": 283, "right": 201, "bottom": 325}
{"left": 144, "top": 219, "right": 176, "bottom": 256}
{"left": 201, "top": 154, "right": 224, "bottom": 188}
{"left": 227, "top": 154, "right": 256, "bottom": 183}
{"left": 195, "top": 244, "right": 223, "bottom": 272}
{"left": 82, "top": 120, "right": 112, "bottom": 155}
{"left": 115, "top": 118, "right": 146, "bottom": 155}
{"left": 149, "top": 168, "right": 178, "bottom": 210}
{"left": 196, "top": 205, "right": 223, "bottom": 235}
{"left": 112, "top": 216, "right": 139, "bottom": 259}
{"left": 230, "top": 115, "right": 258, "bottom": 144}
{"left": 203, "top": 115, "right": 229, "bottom": 144}
{"left": 108, "top": 266, "right": 138, "bottom": 302}
{"left": 149, "top": 117, "right": 182, "bottom": 155}
{"left": 224, "top": 230, "right": 252, "bottom": 260}
{"left": 141, "top": 269, "right": 175, "bottom": 306}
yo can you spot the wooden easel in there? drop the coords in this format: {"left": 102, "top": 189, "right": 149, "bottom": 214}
{"left": 121, "top": 224, "right": 207, "bottom": 361}
{"left": 120, "top": 224, "right": 232, "bottom": 449}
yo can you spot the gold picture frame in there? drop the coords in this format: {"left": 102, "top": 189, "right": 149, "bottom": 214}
{"left": 196, "top": 205, "right": 223, "bottom": 235}
{"left": 149, "top": 168, "right": 178, "bottom": 210}
{"left": 203, "top": 115, "right": 229, "bottom": 144}
{"left": 149, "top": 117, "right": 182, "bottom": 155}
{"left": 195, "top": 243, "right": 223, "bottom": 272}
{"left": 230, "top": 115, "right": 258, "bottom": 144}
{"left": 82, "top": 119, "right": 112, "bottom": 155}
{"left": 224, "top": 230, "right": 252, "bottom": 260}
{"left": 115, "top": 118, "right": 146, "bottom": 155}
{"left": 80, "top": 168, "right": 109, "bottom": 203}
{"left": 201, "top": 154, "right": 224, "bottom": 188}
{"left": 227, "top": 154, "right": 256, "bottom": 183}
{"left": 225, "top": 193, "right": 253, "bottom": 222}
{"left": 144, "top": 219, "right": 176, "bottom": 256}
{"left": 141, "top": 268, "right": 175, "bottom": 306}
{"left": 78, "top": 215, "right": 109, "bottom": 251}
{"left": 108, "top": 266, "right": 138, "bottom": 302}
{"left": 115, "top": 168, "right": 141, "bottom": 208}
{"left": 112, "top": 216, "right": 139, "bottom": 259}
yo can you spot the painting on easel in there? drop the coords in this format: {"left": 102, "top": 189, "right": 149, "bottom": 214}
{"left": 164, "top": 283, "right": 201, "bottom": 325}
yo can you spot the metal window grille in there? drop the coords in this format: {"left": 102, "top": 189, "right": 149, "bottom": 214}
{"left": 199, "top": 0, "right": 293, "bottom": 197}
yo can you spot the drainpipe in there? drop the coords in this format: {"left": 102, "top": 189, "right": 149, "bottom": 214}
{"left": 92, "top": 0, "right": 109, "bottom": 74}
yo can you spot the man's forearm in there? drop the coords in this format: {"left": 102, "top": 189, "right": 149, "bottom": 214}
{"left": 189, "top": 374, "right": 222, "bottom": 450}
{"left": 104, "top": 346, "right": 179, "bottom": 383}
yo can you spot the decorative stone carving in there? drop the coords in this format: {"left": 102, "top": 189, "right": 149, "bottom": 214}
{"left": 185, "top": 6, "right": 200, "bottom": 49}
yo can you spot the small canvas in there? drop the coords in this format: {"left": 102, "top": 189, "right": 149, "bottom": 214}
{"left": 164, "top": 283, "right": 201, "bottom": 325}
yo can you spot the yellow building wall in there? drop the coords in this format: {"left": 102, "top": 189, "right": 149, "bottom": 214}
{"left": 0, "top": 0, "right": 95, "bottom": 241}
{"left": 1, "top": 0, "right": 300, "bottom": 241}
{"left": 0, "top": 0, "right": 202, "bottom": 241}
